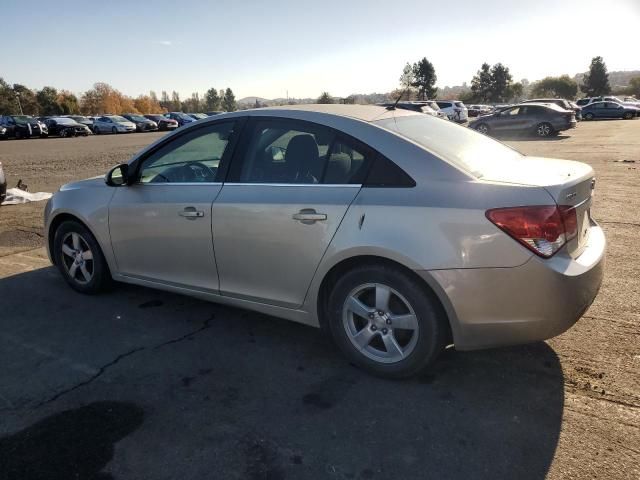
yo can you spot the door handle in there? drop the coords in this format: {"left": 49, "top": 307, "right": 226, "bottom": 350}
{"left": 292, "top": 209, "right": 327, "bottom": 224}
{"left": 179, "top": 207, "right": 204, "bottom": 219}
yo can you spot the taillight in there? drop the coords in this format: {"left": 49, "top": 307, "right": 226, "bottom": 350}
{"left": 486, "top": 205, "right": 577, "bottom": 258}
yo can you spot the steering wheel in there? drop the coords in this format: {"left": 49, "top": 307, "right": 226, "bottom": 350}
{"left": 184, "top": 161, "right": 216, "bottom": 182}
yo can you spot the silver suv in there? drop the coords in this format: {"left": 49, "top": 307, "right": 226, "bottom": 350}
{"left": 435, "top": 101, "right": 468, "bottom": 122}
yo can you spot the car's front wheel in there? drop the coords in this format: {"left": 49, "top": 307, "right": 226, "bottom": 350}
{"left": 584, "top": 112, "right": 594, "bottom": 120}
{"left": 327, "top": 264, "right": 448, "bottom": 378}
{"left": 112, "top": 126, "right": 118, "bottom": 134}
{"left": 623, "top": 112, "right": 633, "bottom": 120}
{"left": 53, "top": 220, "right": 113, "bottom": 294}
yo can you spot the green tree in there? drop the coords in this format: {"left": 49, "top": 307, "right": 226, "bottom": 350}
{"left": 222, "top": 88, "right": 237, "bottom": 111}
{"left": 470, "top": 63, "right": 493, "bottom": 102}
{"left": 489, "top": 63, "right": 512, "bottom": 103}
{"left": 628, "top": 76, "right": 640, "bottom": 98}
{"left": 317, "top": 91, "right": 334, "bottom": 104}
{"left": 205, "top": 88, "right": 221, "bottom": 111}
{"left": 581, "top": 56, "right": 611, "bottom": 96}
{"left": 411, "top": 57, "right": 437, "bottom": 100}
{"left": 13, "top": 84, "right": 39, "bottom": 115}
{"left": 506, "top": 82, "right": 524, "bottom": 102}
{"left": 36, "top": 86, "right": 62, "bottom": 115}
{"left": 0, "top": 78, "right": 18, "bottom": 114}
{"left": 531, "top": 75, "right": 578, "bottom": 99}
{"left": 57, "top": 91, "right": 80, "bottom": 114}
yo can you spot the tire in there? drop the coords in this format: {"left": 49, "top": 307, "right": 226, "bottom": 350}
{"left": 475, "top": 123, "right": 490, "bottom": 135}
{"left": 112, "top": 126, "right": 117, "bottom": 134}
{"left": 535, "top": 122, "right": 553, "bottom": 137}
{"left": 93, "top": 126, "right": 100, "bottom": 134}
{"left": 59, "top": 129, "right": 68, "bottom": 138}
{"left": 53, "top": 220, "right": 113, "bottom": 294}
{"left": 584, "top": 112, "right": 594, "bottom": 120}
{"left": 15, "top": 130, "right": 22, "bottom": 140}
{"left": 327, "top": 264, "right": 448, "bottom": 378}
{"left": 623, "top": 112, "right": 633, "bottom": 120}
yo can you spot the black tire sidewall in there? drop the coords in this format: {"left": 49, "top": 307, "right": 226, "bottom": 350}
{"left": 53, "top": 220, "right": 112, "bottom": 294}
{"left": 327, "top": 265, "right": 447, "bottom": 378}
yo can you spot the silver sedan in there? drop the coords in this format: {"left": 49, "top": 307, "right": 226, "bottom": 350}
{"left": 44, "top": 105, "right": 605, "bottom": 378}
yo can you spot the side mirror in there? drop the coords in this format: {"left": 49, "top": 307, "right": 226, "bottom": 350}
{"left": 105, "top": 163, "right": 130, "bottom": 187}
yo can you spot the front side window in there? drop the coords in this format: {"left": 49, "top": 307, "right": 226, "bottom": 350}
{"left": 139, "top": 122, "right": 235, "bottom": 183}
{"left": 236, "top": 119, "right": 370, "bottom": 184}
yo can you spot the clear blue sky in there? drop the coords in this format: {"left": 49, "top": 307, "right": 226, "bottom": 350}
{"left": 1, "top": 0, "right": 638, "bottom": 99}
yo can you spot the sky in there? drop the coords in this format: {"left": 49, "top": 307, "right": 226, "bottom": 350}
{"left": 1, "top": 0, "right": 639, "bottom": 100}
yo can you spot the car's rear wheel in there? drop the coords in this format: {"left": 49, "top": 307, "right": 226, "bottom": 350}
{"left": 60, "top": 129, "right": 68, "bottom": 138}
{"left": 327, "top": 264, "right": 448, "bottom": 378}
{"left": 53, "top": 220, "right": 112, "bottom": 294}
{"left": 475, "top": 123, "right": 490, "bottom": 135}
{"left": 112, "top": 126, "right": 117, "bottom": 134}
{"left": 584, "top": 112, "right": 594, "bottom": 120}
{"left": 535, "top": 122, "right": 553, "bottom": 137}
{"left": 623, "top": 112, "right": 633, "bottom": 120}
{"left": 93, "top": 126, "right": 100, "bottom": 134}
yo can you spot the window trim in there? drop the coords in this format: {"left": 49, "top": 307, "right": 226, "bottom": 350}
{"left": 224, "top": 116, "right": 410, "bottom": 187}
{"left": 130, "top": 118, "right": 246, "bottom": 185}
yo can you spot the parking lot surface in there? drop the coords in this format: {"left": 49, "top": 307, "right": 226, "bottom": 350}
{"left": 0, "top": 122, "right": 639, "bottom": 479}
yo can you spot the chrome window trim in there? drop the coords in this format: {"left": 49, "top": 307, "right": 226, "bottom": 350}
{"left": 221, "top": 183, "right": 362, "bottom": 188}
{"left": 136, "top": 182, "right": 223, "bottom": 187}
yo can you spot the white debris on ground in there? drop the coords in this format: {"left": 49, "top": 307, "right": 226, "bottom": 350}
{"left": 1, "top": 188, "right": 53, "bottom": 205}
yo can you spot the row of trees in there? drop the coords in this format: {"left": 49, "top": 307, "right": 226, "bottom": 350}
{"left": 394, "top": 56, "right": 631, "bottom": 103}
{"left": 0, "top": 79, "right": 238, "bottom": 116}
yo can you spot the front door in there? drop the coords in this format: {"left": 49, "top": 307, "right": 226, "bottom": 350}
{"left": 212, "top": 118, "right": 372, "bottom": 308}
{"left": 109, "top": 121, "right": 238, "bottom": 291}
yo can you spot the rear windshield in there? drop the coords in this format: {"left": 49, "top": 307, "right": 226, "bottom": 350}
{"left": 454, "top": 102, "right": 464, "bottom": 108}
{"left": 374, "top": 114, "right": 523, "bottom": 179}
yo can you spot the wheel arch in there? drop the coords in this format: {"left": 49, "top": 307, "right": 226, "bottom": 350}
{"left": 47, "top": 212, "right": 106, "bottom": 267}
{"left": 316, "top": 254, "right": 454, "bottom": 345}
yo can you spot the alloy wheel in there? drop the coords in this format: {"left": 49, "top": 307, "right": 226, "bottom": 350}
{"left": 61, "top": 232, "right": 94, "bottom": 285}
{"left": 342, "top": 283, "right": 419, "bottom": 364}
{"left": 536, "top": 123, "right": 551, "bottom": 137}
{"left": 477, "top": 124, "right": 489, "bottom": 134}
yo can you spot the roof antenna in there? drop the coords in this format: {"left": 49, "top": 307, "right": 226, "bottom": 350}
{"left": 387, "top": 86, "right": 409, "bottom": 110}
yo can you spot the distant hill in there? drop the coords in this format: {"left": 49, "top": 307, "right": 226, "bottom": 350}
{"left": 237, "top": 96, "right": 271, "bottom": 105}
{"left": 573, "top": 70, "right": 640, "bottom": 88}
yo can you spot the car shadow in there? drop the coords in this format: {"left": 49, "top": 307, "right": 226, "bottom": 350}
{"left": 0, "top": 267, "right": 564, "bottom": 480}
{"left": 492, "top": 133, "right": 571, "bottom": 141}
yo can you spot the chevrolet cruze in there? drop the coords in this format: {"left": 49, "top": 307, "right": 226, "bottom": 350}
{"left": 45, "top": 105, "right": 605, "bottom": 378}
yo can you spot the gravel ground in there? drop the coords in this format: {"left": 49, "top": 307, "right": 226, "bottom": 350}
{"left": 0, "top": 122, "right": 638, "bottom": 479}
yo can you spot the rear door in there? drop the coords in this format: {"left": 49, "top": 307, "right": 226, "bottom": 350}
{"left": 493, "top": 106, "right": 525, "bottom": 131}
{"left": 212, "top": 117, "right": 372, "bottom": 308}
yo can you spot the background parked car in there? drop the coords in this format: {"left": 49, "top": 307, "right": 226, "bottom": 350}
{"left": 435, "top": 100, "right": 468, "bottom": 122}
{"left": 0, "top": 161, "right": 6, "bottom": 205}
{"left": 467, "top": 105, "right": 493, "bottom": 117}
{"left": 205, "top": 111, "right": 224, "bottom": 116}
{"left": 522, "top": 98, "right": 582, "bottom": 120}
{"left": 122, "top": 114, "right": 158, "bottom": 132}
{"left": 165, "top": 112, "right": 196, "bottom": 126}
{"left": 0, "top": 125, "right": 7, "bottom": 140}
{"left": 66, "top": 115, "right": 94, "bottom": 127}
{"left": 377, "top": 102, "right": 440, "bottom": 117}
{"left": 187, "top": 113, "right": 208, "bottom": 120}
{"left": 0, "top": 115, "right": 48, "bottom": 139}
{"left": 581, "top": 101, "right": 639, "bottom": 120}
{"left": 144, "top": 114, "right": 178, "bottom": 131}
{"left": 469, "top": 102, "right": 576, "bottom": 137}
{"left": 43, "top": 117, "right": 92, "bottom": 137}
{"left": 577, "top": 96, "right": 640, "bottom": 108}
{"left": 92, "top": 115, "right": 136, "bottom": 134}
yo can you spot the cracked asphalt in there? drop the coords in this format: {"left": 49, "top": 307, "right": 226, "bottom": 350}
{"left": 0, "top": 121, "right": 639, "bottom": 479}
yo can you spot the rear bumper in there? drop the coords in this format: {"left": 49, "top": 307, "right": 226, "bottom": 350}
{"left": 420, "top": 222, "right": 605, "bottom": 350}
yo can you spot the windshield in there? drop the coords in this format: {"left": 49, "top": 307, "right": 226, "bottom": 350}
{"left": 13, "top": 115, "right": 34, "bottom": 124}
{"left": 177, "top": 113, "right": 193, "bottom": 120}
{"left": 69, "top": 116, "right": 86, "bottom": 121}
{"left": 127, "top": 115, "right": 147, "bottom": 122}
{"left": 110, "top": 116, "right": 129, "bottom": 122}
{"left": 374, "top": 114, "right": 523, "bottom": 179}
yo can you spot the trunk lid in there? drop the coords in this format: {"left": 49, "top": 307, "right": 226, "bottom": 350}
{"left": 481, "top": 156, "right": 595, "bottom": 257}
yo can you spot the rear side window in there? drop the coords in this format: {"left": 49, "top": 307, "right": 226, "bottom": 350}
{"left": 232, "top": 119, "right": 371, "bottom": 185}
{"left": 436, "top": 102, "right": 451, "bottom": 109}
{"left": 454, "top": 102, "right": 464, "bottom": 108}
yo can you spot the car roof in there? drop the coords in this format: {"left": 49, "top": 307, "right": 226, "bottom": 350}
{"left": 249, "top": 104, "right": 419, "bottom": 122}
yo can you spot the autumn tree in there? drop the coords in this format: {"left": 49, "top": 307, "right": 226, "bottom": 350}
{"left": 628, "top": 77, "right": 640, "bottom": 98}
{"left": 581, "top": 56, "right": 611, "bottom": 96}
{"left": 222, "top": 88, "right": 237, "bottom": 111}
{"left": 170, "top": 91, "right": 181, "bottom": 111}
